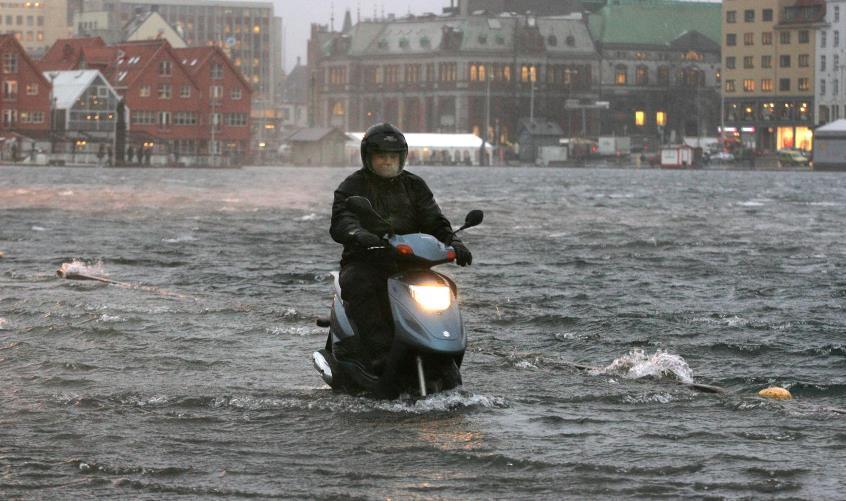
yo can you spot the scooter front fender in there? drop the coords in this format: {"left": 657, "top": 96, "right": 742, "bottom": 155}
{"left": 387, "top": 274, "right": 466, "bottom": 354}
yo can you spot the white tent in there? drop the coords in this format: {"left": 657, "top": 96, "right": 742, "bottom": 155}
{"left": 346, "top": 132, "right": 493, "bottom": 166}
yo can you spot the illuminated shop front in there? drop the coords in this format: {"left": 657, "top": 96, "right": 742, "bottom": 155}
{"left": 776, "top": 126, "right": 813, "bottom": 151}
{"left": 724, "top": 98, "right": 814, "bottom": 152}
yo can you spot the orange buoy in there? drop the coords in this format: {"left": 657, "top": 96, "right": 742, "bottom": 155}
{"left": 758, "top": 387, "right": 793, "bottom": 400}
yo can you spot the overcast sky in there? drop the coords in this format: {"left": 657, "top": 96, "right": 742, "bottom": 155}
{"left": 274, "top": 0, "right": 451, "bottom": 71}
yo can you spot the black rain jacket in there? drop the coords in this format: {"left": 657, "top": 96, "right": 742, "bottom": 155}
{"left": 330, "top": 168, "right": 458, "bottom": 266}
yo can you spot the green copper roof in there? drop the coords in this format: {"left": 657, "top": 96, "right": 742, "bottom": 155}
{"left": 588, "top": 0, "right": 721, "bottom": 47}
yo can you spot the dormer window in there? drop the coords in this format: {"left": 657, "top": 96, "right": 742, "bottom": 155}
{"left": 547, "top": 35, "right": 557, "bottom": 46}
{"left": 566, "top": 35, "right": 575, "bottom": 47}
{"left": 211, "top": 63, "right": 223, "bottom": 79}
{"left": 159, "top": 60, "right": 172, "bottom": 76}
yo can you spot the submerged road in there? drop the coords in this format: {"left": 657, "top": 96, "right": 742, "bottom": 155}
{"left": 1, "top": 166, "right": 845, "bottom": 498}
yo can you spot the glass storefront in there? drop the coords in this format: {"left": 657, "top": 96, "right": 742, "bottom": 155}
{"left": 776, "top": 126, "right": 813, "bottom": 151}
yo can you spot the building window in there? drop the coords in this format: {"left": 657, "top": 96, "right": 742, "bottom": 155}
{"left": 744, "top": 33, "right": 754, "bottom": 45}
{"left": 798, "top": 78, "right": 810, "bottom": 91}
{"left": 25, "top": 82, "right": 38, "bottom": 95}
{"left": 725, "top": 80, "right": 735, "bottom": 92}
{"left": 211, "top": 63, "right": 223, "bottom": 79}
{"left": 761, "top": 79, "right": 773, "bottom": 92}
{"left": 656, "top": 111, "right": 666, "bottom": 126}
{"left": 230, "top": 88, "right": 242, "bottom": 100}
{"left": 158, "top": 111, "right": 172, "bottom": 126}
{"left": 180, "top": 85, "right": 190, "bottom": 98}
{"left": 762, "top": 32, "right": 773, "bottom": 45}
{"left": 780, "top": 55, "right": 791, "bottom": 68}
{"left": 210, "top": 85, "right": 223, "bottom": 99}
{"left": 798, "top": 54, "right": 809, "bottom": 67}
{"left": 837, "top": 6, "right": 841, "bottom": 22}
{"left": 614, "top": 65, "right": 627, "bottom": 85}
{"left": 836, "top": 31, "right": 841, "bottom": 47}
{"left": 799, "top": 30, "right": 809, "bottom": 44}
{"left": 836, "top": 55, "right": 840, "bottom": 70}
{"left": 743, "top": 79, "right": 755, "bottom": 92}
{"left": 634, "top": 110, "right": 645, "bottom": 126}
{"left": 139, "top": 85, "right": 150, "bottom": 97}
{"left": 158, "top": 84, "right": 171, "bottom": 99}
{"left": 159, "top": 60, "right": 172, "bottom": 76}
{"left": 821, "top": 79, "right": 826, "bottom": 95}
{"left": 779, "top": 78, "right": 790, "bottom": 91}
{"left": 438, "top": 63, "right": 456, "bottom": 81}
{"left": 405, "top": 64, "right": 421, "bottom": 83}
{"left": 762, "top": 55, "right": 772, "bottom": 68}
{"left": 835, "top": 79, "right": 840, "bottom": 95}
{"left": 225, "top": 113, "right": 248, "bottom": 126}
{"left": 726, "top": 56, "right": 736, "bottom": 69}
{"left": 744, "top": 9, "right": 754, "bottom": 22}
{"left": 744, "top": 56, "right": 754, "bottom": 69}
{"left": 821, "top": 31, "right": 827, "bottom": 48}
{"left": 2, "top": 109, "right": 17, "bottom": 126}
{"left": 726, "top": 10, "right": 736, "bottom": 23}
{"left": 780, "top": 31, "right": 791, "bottom": 44}
{"left": 173, "top": 111, "right": 198, "bottom": 125}
{"left": 520, "top": 65, "right": 536, "bottom": 82}
{"left": 726, "top": 33, "right": 736, "bottom": 46}
{"left": 635, "top": 65, "right": 648, "bottom": 85}
{"left": 2, "top": 80, "right": 17, "bottom": 100}
{"left": 821, "top": 55, "right": 826, "bottom": 71}
{"left": 384, "top": 65, "right": 400, "bottom": 84}
{"left": 657, "top": 66, "right": 669, "bottom": 85}
{"left": 763, "top": 8, "right": 773, "bottom": 21}
{"left": 2, "top": 52, "right": 17, "bottom": 73}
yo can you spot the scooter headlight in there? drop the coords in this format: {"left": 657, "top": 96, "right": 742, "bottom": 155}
{"left": 409, "top": 284, "right": 452, "bottom": 312}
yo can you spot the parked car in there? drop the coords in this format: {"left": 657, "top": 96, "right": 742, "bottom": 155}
{"left": 777, "top": 149, "right": 810, "bottom": 167}
{"left": 711, "top": 151, "right": 735, "bottom": 162}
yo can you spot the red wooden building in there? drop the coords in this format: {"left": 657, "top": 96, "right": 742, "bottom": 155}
{"left": 1, "top": 34, "right": 52, "bottom": 139}
{"left": 37, "top": 37, "right": 252, "bottom": 166}
{"left": 173, "top": 46, "right": 252, "bottom": 162}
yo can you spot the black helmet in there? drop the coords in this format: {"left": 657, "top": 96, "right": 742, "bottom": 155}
{"left": 361, "top": 122, "right": 408, "bottom": 174}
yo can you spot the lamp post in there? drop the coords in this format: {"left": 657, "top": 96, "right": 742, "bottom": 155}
{"left": 48, "top": 72, "right": 57, "bottom": 155}
{"left": 481, "top": 69, "right": 491, "bottom": 166}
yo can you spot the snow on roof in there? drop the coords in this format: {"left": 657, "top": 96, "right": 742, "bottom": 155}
{"left": 347, "top": 132, "right": 488, "bottom": 149}
{"left": 43, "top": 70, "right": 113, "bottom": 109}
{"left": 815, "top": 119, "right": 846, "bottom": 133}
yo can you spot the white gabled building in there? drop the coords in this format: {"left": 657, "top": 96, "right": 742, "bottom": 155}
{"left": 45, "top": 69, "right": 127, "bottom": 138}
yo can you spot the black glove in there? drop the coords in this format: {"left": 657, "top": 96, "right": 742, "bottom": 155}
{"left": 353, "top": 230, "right": 385, "bottom": 250}
{"left": 451, "top": 241, "right": 472, "bottom": 266}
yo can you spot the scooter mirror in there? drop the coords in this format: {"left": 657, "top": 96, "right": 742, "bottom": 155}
{"left": 463, "top": 210, "right": 484, "bottom": 228}
{"left": 345, "top": 196, "right": 376, "bottom": 216}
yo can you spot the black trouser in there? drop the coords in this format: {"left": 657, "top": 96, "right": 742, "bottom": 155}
{"left": 338, "top": 260, "right": 398, "bottom": 363}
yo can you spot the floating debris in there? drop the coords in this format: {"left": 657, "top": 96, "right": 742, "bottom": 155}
{"left": 56, "top": 260, "right": 192, "bottom": 300}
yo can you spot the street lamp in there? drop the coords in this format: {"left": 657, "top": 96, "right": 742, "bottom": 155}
{"left": 481, "top": 67, "right": 492, "bottom": 166}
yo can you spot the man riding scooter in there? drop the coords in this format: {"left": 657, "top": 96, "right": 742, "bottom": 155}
{"left": 327, "top": 123, "right": 473, "bottom": 375}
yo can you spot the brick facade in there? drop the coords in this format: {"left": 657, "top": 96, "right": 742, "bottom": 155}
{"left": 37, "top": 36, "right": 252, "bottom": 165}
{"left": 1, "top": 35, "right": 52, "bottom": 133}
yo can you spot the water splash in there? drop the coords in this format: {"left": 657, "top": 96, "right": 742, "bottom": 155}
{"left": 595, "top": 349, "right": 694, "bottom": 384}
{"left": 58, "top": 259, "right": 107, "bottom": 278}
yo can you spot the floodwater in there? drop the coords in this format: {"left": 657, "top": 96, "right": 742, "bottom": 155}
{"left": 1, "top": 165, "right": 845, "bottom": 499}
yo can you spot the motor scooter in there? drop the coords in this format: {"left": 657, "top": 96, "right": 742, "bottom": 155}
{"left": 313, "top": 196, "right": 483, "bottom": 399}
